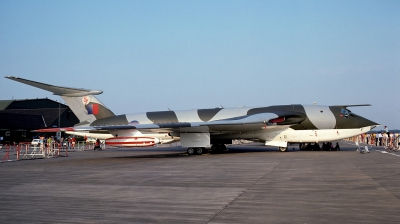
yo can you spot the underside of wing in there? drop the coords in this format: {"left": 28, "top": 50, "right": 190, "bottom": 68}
{"left": 33, "top": 127, "right": 75, "bottom": 132}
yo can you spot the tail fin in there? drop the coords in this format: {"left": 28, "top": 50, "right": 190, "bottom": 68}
{"left": 5, "top": 76, "right": 115, "bottom": 123}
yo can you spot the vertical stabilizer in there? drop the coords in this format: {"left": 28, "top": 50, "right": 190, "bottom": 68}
{"left": 61, "top": 94, "right": 115, "bottom": 123}
{"left": 5, "top": 76, "right": 115, "bottom": 123}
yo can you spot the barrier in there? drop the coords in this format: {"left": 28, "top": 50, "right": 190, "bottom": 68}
{"left": 47, "top": 143, "right": 59, "bottom": 158}
{"left": 18, "top": 144, "right": 31, "bottom": 160}
{"left": 19, "top": 144, "right": 29, "bottom": 160}
{"left": 29, "top": 145, "right": 45, "bottom": 159}
{"left": 346, "top": 134, "right": 399, "bottom": 150}
{"left": 0, "top": 140, "right": 73, "bottom": 163}
{"left": 1, "top": 145, "right": 12, "bottom": 162}
{"left": 77, "top": 141, "right": 94, "bottom": 151}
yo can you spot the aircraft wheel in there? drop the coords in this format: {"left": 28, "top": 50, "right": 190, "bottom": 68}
{"left": 187, "top": 148, "right": 195, "bottom": 155}
{"left": 211, "top": 144, "right": 227, "bottom": 153}
{"left": 211, "top": 144, "right": 221, "bottom": 153}
{"left": 195, "top": 147, "right": 203, "bottom": 155}
{"left": 221, "top": 144, "right": 228, "bottom": 152}
{"left": 278, "top": 147, "right": 287, "bottom": 152}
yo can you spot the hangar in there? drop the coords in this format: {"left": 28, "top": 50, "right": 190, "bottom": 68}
{"left": 0, "top": 98, "right": 79, "bottom": 145}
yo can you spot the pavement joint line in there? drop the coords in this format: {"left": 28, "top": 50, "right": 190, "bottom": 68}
{"left": 345, "top": 148, "right": 400, "bottom": 203}
{"left": 207, "top": 159, "right": 283, "bottom": 224}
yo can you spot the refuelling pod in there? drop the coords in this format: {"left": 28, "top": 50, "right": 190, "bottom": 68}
{"left": 105, "top": 137, "right": 160, "bottom": 147}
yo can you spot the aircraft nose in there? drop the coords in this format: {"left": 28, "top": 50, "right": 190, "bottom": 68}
{"left": 357, "top": 115, "right": 379, "bottom": 128}
{"left": 335, "top": 112, "right": 379, "bottom": 129}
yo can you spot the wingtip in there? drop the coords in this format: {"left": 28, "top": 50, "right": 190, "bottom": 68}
{"left": 5, "top": 76, "right": 21, "bottom": 80}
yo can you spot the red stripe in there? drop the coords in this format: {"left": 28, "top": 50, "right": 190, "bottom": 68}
{"left": 106, "top": 141, "right": 155, "bottom": 145}
{"left": 93, "top": 104, "right": 99, "bottom": 115}
{"left": 107, "top": 137, "right": 155, "bottom": 140}
{"left": 106, "top": 142, "right": 155, "bottom": 147}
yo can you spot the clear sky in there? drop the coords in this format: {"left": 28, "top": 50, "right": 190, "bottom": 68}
{"left": 1, "top": 0, "right": 399, "bottom": 129}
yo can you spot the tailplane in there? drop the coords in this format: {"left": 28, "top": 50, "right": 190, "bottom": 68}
{"left": 5, "top": 76, "right": 114, "bottom": 123}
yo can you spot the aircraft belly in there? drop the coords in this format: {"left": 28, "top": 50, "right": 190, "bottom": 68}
{"left": 283, "top": 126, "right": 374, "bottom": 143}
{"left": 232, "top": 126, "right": 374, "bottom": 144}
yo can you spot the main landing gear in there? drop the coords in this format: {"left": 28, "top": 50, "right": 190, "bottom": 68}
{"left": 211, "top": 143, "right": 227, "bottom": 153}
{"left": 186, "top": 143, "right": 228, "bottom": 155}
{"left": 187, "top": 147, "right": 205, "bottom": 155}
{"left": 299, "top": 142, "right": 340, "bottom": 151}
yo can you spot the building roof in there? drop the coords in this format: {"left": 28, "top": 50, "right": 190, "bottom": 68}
{"left": 0, "top": 112, "right": 46, "bottom": 130}
{"left": 0, "top": 98, "right": 67, "bottom": 110}
{"left": 0, "top": 100, "right": 13, "bottom": 110}
{"left": 0, "top": 98, "right": 79, "bottom": 131}
{"left": 0, "top": 108, "right": 67, "bottom": 128}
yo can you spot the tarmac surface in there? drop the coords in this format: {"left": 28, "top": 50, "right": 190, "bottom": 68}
{"left": 0, "top": 141, "right": 399, "bottom": 223}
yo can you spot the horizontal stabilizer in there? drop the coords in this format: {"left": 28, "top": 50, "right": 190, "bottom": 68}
{"left": 5, "top": 76, "right": 103, "bottom": 97}
{"left": 334, "top": 104, "right": 371, "bottom": 108}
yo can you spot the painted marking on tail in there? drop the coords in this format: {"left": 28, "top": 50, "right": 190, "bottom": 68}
{"left": 86, "top": 104, "right": 99, "bottom": 115}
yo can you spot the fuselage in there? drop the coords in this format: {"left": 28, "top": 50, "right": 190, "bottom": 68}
{"left": 87, "top": 104, "right": 378, "bottom": 147}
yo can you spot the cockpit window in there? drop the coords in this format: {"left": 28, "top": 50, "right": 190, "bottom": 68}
{"left": 340, "top": 109, "right": 350, "bottom": 118}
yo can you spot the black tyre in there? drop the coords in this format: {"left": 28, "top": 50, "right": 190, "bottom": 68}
{"left": 187, "top": 148, "right": 194, "bottom": 155}
{"left": 195, "top": 148, "right": 203, "bottom": 155}
{"left": 278, "top": 147, "right": 287, "bottom": 152}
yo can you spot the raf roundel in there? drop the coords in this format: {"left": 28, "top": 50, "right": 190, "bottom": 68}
{"left": 82, "top": 96, "right": 90, "bottom": 105}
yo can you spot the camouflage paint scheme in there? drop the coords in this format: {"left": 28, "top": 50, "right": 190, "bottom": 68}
{"left": 6, "top": 76, "right": 378, "bottom": 150}
{"left": 87, "top": 104, "right": 377, "bottom": 145}
{"left": 90, "top": 104, "right": 375, "bottom": 130}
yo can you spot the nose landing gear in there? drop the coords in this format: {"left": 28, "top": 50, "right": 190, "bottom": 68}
{"left": 278, "top": 147, "right": 287, "bottom": 152}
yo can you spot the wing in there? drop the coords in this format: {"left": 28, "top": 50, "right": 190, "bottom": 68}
{"left": 33, "top": 127, "right": 75, "bottom": 132}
